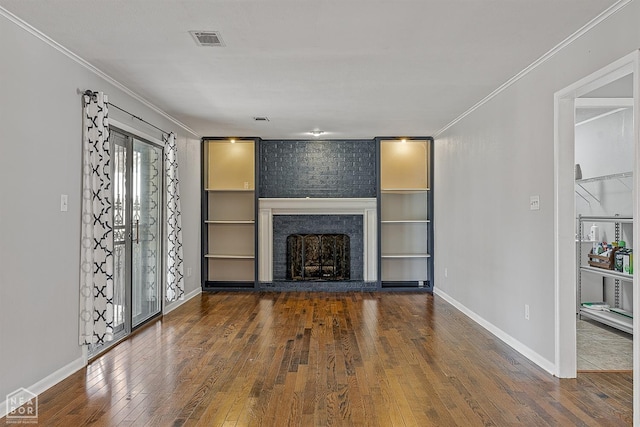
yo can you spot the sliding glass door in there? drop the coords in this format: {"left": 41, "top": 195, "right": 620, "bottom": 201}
{"left": 131, "top": 138, "right": 163, "bottom": 326}
{"left": 95, "top": 128, "right": 162, "bottom": 354}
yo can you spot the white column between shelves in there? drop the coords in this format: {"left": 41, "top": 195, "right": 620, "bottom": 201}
{"left": 364, "top": 207, "right": 377, "bottom": 281}
{"left": 258, "top": 208, "right": 273, "bottom": 281}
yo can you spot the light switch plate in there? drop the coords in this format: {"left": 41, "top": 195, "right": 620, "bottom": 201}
{"left": 529, "top": 195, "right": 540, "bottom": 211}
{"left": 60, "top": 194, "right": 68, "bottom": 212}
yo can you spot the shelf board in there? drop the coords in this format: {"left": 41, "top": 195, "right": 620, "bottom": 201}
{"left": 204, "top": 280, "right": 255, "bottom": 289}
{"left": 205, "top": 220, "right": 255, "bottom": 224}
{"left": 381, "top": 220, "right": 430, "bottom": 224}
{"left": 580, "top": 265, "right": 633, "bottom": 281}
{"left": 578, "top": 215, "right": 632, "bottom": 224}
{"left": 579, "top": 308, "right": 633, "bottom": 334}
{"left": 205, "top": 254, "right": 255, "bottom": 259}
{"left": 381, "top": 281, "right": 430, "bottom": 289}
{"left": 381, "top": 188, "right": 430, "bottom": 194}
{"left": 205, "top": 188, "right": 255, "bottom": 192}
{"left": 381, "top": 253, "right": 431, "bottom": 259}
{"left": 576, "top": 171, "right": 632, "bottom": 184}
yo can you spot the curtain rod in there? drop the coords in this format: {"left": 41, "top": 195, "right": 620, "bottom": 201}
{"left": 83, "top": 90, "right": 170, "bottom": 136}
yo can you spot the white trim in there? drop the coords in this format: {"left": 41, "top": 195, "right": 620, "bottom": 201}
{"left": 258, "top": 208, "right": 273, "bottom": 281}
{"left": 434, "top": 288, "right": 556, "bottom": 375}
{"left": 257, "top": 198, "right": 378, "bottom": 282}
{"left": 0, "top": 356, "right": 86, "bottom": 419}
{"left": 163, "top": 287, "right": 202, "bottom": 315}
{"left": 632, "top": 53, "right": 640, "bottom": 427}
{"left": 0, "top": 6, "right": 200, "bottom": 138}
{"left": 554, "top": 94, "right": 578, "bottom": 378}
{"left": 110, "top": 119, "right": 164, "bottom": 147}
{"left": 574, "top": 97, "right": 633, "bottom": 108}
{"left": 364, "top": 207, "right": 378, "bottom": 282}
{"left": 259, "top": 198, "right": 377, "bottom": 214}
{"left": 434, "top": 0, "right": 632, "bottom": 137}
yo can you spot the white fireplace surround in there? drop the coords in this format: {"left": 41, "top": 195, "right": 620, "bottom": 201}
{"left": 258, "top": 198, "right": 377, "bottom": 282}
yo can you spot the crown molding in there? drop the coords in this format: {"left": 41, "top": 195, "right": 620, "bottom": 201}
{"left": 0, "top": 6, "right": 200, "bottom": 138}
{"left": 434, "top": 0, "right": 633, "bottom": 138}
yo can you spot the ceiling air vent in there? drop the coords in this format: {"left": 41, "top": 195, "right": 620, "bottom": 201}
{"left": 190, "top": 31, "right": 225, "bottom": 47}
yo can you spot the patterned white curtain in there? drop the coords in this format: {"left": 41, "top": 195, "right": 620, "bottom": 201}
{"left": 164, "top": 133, "right": 185, "bottom": 302}
{"left": 79, "top": 92, "right": 114, "bottom": 345}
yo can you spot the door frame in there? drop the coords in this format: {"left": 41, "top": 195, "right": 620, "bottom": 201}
{"left": 112, "top": 121, "right": 166, "bottom": 326}
{"left": 86, "top": 119, "right": 166, "bottom": 359}
{"left": 554, "top": 50, "right": 639, "bottom": 422}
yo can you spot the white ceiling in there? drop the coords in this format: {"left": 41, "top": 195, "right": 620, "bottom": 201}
{"left": 0, "top": 0, "right": 619, "bottom": 139}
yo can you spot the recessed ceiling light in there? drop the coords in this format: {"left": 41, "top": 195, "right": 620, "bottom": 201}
{"left": 230, "top": 138, "right": 236, "bottom": 144}
{"left": 310, "top": 130, "right": 325, "bottom": 137}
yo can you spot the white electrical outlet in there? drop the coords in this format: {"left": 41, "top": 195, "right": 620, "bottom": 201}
{"left": 187, "top": 267, "right": 193, "bottom": 278}
{"left": 444, "top": 268, "right": 448, "bottom": 278}
{"left": 525, "top": 304, "right": 530, "bottom": 320}
{"left": 529, "top": 195, "right": 540, "bottom": 211}
{"left": 60, "top": 194, "right": 68, "bottom": 212}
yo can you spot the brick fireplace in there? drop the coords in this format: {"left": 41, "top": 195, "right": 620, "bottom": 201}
{"left": 258, "top": 198, "right": 377, "bottom": 284}
{"left": 257, "top": 139, "right": 377, "bottom": 289}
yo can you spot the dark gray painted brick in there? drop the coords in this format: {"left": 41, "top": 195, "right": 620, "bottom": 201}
{"left": 259, "top": 140, "right": 377, "bottom": 198}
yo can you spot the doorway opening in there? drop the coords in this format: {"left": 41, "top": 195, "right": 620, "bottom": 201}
{"left": 554, "top": 50, "right": 639, "bottom": 422}
{"left": 575, "top": 92, "right": 633, "bottom": 370}
{"left": 89, "top": 126, "right": 164, "bottom": 356}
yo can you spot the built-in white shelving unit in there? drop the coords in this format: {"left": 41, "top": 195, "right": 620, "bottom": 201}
{"left": 202, "top": 139, "right": 257, "bottom": 287}
{"left": 379, "top": 139, "right": 433, "bottom": 288}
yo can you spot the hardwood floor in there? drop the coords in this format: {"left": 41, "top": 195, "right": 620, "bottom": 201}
{"left": 3, "top": 292, "right": 632, "bottom": 426}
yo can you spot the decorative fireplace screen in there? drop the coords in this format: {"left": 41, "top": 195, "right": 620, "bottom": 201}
{"left": 286, "top": 234, "right": 350, "bottom": 281}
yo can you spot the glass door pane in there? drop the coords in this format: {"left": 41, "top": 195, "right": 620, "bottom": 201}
{"left": 132, "top": 139, "right": 163, "bottom": 327}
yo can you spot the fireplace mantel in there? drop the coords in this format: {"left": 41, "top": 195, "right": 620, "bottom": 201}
{"left": 258, "top": 198, "right": 377, "bottom": 282}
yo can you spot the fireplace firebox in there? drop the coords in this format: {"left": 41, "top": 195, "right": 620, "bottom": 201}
{"left": 286, "top": 234, "right": 350, "bottom": 281}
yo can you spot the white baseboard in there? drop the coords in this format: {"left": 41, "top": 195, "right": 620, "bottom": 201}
{"left": 434, "top": 288, "right": 556, "bottom": 375}
{"left": 163, "top": 286, "right": 202, "bottom": 315}
{"left": 0, "top": 355, "right": 86, "bottom": 419}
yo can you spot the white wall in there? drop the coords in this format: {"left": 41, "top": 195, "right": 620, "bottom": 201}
{"left": 0, "top": 14, "right": 201, "bottom": 403}
{"left": 575, "top": 107, "right": 634, "bottom": 222}
{"left": 434, "top": 1, "right": 640, "bottom": 366}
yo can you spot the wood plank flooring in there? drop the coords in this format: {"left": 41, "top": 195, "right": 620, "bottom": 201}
{"left": 3, "top": 292, "right": 632, "bottom": 426}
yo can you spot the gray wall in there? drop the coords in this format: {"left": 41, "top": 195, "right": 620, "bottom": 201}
{"left": 434, "top": 0, "right": 640, "bottom": 365}
{"left": 0, "top": 14, "right": 201, "bottom": 402}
